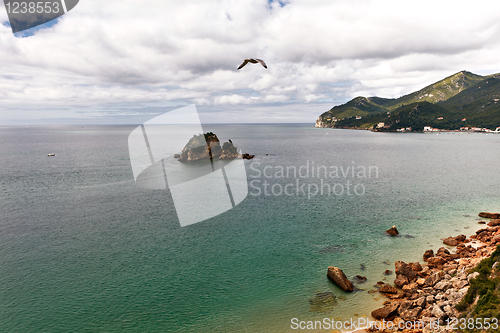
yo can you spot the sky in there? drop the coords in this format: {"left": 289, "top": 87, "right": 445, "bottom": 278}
{"left": 1, "top": 0, "right": 500, "bottom": 124}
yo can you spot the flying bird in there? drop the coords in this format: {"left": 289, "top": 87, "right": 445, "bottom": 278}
{"left": 237, "top": 58, "right": 267, "bottom": 70}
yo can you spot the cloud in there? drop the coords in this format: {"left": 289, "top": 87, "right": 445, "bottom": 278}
{"left": 1, "top": 0, "right": 500, "bottom": 123}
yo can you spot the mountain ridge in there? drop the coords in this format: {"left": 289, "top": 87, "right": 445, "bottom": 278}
{"left": 316, "top": 71, "right": 500, "bottom": 131}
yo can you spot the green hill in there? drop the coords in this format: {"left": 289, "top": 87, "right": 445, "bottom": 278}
{"left": 316, "top": 71, "right": 500, "bottom": 131}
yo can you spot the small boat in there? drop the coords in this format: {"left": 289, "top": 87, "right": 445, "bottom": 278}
{"left": 47, "top": 153, "right": 56, "bottom": 157}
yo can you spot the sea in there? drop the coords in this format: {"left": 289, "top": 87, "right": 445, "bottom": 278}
{"left": 0, "top": 124, "right": 499, "bottom": 332}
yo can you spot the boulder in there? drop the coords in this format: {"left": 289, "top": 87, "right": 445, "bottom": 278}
{"left": 397, "top": 300, "right": 413, "bottom": 314}
{"left": 354, "top": 275, "right": 367, "bottom": 283}
{"left": 427, "top": 257, "right": 445, "bottom": 268}
{"left": 425, "top": 271, "right": 445, "bottom": 286}
{"left": 431, "top": 304, "right": 446, "bottom": 321}
{"left": 467, "top": 272, "right": 480, "bottom": 281}
{"left": 423, "top": 250, "right": 434, "bottom": 261}
{"left": 384, "top": 269, "right": 393, "bottom": 275}
{"left": 327, "top": 266, "right": 353, "bottom": 292}
{"left": 414, "top": 296, "right": 426, "bottom": 308}
{"left": 372, "top": 303, "right": 399, "bottom": 320}
{"left": 434, "top": 281, "right": 451, "bottom": 291}
{"left": 402, "top": 282, "right": 419, "bottom": 294}
{"left": 386, "top": 225, "right": 399, "bottom": 236}
{"left": 379, "top": 284, "right": 398, "bottom": 294}
{"left": 479, "top": 212, "right": 500, "bottom": 219}
{"left": 488, "top": 219, "right": 500, "bottom": 227}
{"left": 400, "top": 307, "right": 422, "bottom": 321}
{"left": 410, "top": 262, "right": 423, "bottom": 272}
{"left": 437, "top": 247, "right": 450, "bottom": 255}
{"left": 395, "top": 261, "right": 417, "bottom": 282}
{"left": 454, "top": 234, "right": 467, "bottom": 242}
{"left": 443, "top": 237, "right": 458, "bottom": 246}
{"left": 394, "top": 274, "right": 409, "bottom": 288}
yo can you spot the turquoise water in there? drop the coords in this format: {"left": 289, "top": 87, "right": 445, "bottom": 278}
{"left": 0, "top": 125, "right": 499, "bottom": 332}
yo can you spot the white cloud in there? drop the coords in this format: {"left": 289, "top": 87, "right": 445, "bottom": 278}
{"left": 1, "top": 0, "right": 500, "bottom": 123}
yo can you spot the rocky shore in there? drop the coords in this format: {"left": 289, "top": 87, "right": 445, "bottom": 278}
{"left": 328, "top": 212, "right": 500, "bottom": 333}
{"left": 367, "top": 213, "right": 500, "bottom": 333}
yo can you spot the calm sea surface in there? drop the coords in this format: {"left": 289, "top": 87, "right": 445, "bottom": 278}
{"left": 1, "top": 124, "right": 499, "bottom": 332}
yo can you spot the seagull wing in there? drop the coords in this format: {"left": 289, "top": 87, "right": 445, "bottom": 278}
{"left": 237, "top": 59, "right": 249, "bottom": 70}
{"left": 256, "top": 59, "right": 267, "bottom": 69}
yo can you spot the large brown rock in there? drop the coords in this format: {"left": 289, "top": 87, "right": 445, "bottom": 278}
{"left": 423, "top": 249, "right": 434, "bottom": 261}
{"left": 371, "top": 302, "right": 399, "bottom": 320}
{"left": 409, "top": 262, "right": 423, "bottom": 272}
{"left": 402, "top": 282, "right": 418, "bottom": 294}
{"left": 386, "top": 225, "right": 399, "bottom": 236}
{"left": 327, "top": 267, "right": 353, "bottom": 292}
{"left": 425, "top": 271, "right": 444, "bottom": 286}
{"left": 427, "top": 256, "right": 445, "bottom": 268}
{"left": 479, "top": 212, "right": 500, "bottom": 219}
{"left": 395, "top": 261, "right": 417, "bottom": 282}
{"left": 437, "top": 247, "right": 450, "bottom": 256}
{"left": 488, "top": 219, "right": 500, "bottom": 227}
{"left": 399, "top": 307, "right": 422, "bottom": 321}
{"left": 394, "top": 274, "right": 409, "bottom": 287}
{"left": 379, "top": 284, "right": 398, "bottom": 294}
{"left": 443, "top": 237, "right": 458, "bottom": 246}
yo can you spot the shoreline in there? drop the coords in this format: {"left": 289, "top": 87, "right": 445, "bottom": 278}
{"left": 337, "top": 212, "right": 500, "bottom": 333}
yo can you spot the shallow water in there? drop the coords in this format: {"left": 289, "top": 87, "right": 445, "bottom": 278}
{"left": 0, "top": 125, "right": 499, "bottom": 332}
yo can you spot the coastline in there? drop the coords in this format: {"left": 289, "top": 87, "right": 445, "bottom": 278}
{"left": 338, "top": 212, "right": 500, "bottom": 333}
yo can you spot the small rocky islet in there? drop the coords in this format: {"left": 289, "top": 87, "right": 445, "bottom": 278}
{"left": 325, "top": 212, "right": 500, "bottom": 333}
{"left": 174, "top": 132, "right": 254, "bottom": 162}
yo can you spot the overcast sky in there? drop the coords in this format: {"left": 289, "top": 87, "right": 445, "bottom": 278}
{"left": 1, "top": 0, "right": 500, "bottom": 124}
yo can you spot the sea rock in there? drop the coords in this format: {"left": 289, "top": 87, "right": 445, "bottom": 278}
{"left": 177, "top": 133, "right": 241, "bottom": 163}
{"left": 384, "top": 270, "right": 393, "bottom": 275}
{"left": 455, "top": 234, "right": 467, "bottom": 242}
{"left": 410, "top": 262, "right": 423, "bottom": 272}
{"left": 427, "top": 257, "right": 445, "bottom": 268}
{"left": 241, "top": 153, "right": 255, "bottom": 160}
{"left": 395, "top": 261, "right": 417, "bottom": 282}
{"left": 386, "top": 225, "right": 399, "bottom": 236}
{"left": 443, "top": 237, "right": 458, "bottom": 246}
{"left": 488, "top": 219, "right": 500, "bottom": 227}
{"left": 478, "top": 221, "right": 486, "bottom": 224}
{"left": 371, "top": 302, "right": 399, "bottom": 320}
{"left": 479, "top": 212, "right": 500, "bottom": 219}
{"left": 354, "top": 275, "right": 367, "bottom": 283}
{"left": 423, "top": 250, "right": 434, "bottom": 261}
{"left": 327, "top": 266, "right": 353, "bottom": 292}
{"left": 437, "top": 247, "right": 450, "bottom": 255}
{"left": 379, "top": 284, "right": 398, "bottom": 294}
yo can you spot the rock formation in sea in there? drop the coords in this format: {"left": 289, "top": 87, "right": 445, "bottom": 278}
{"left": 176, "top": 132, "right": 253, "bottom": 162}
{"left": 386, "top": 225, "right": 399, "bottom": 236}
{"left": 327, "top": 266, "right": 354, "bottom": 292}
